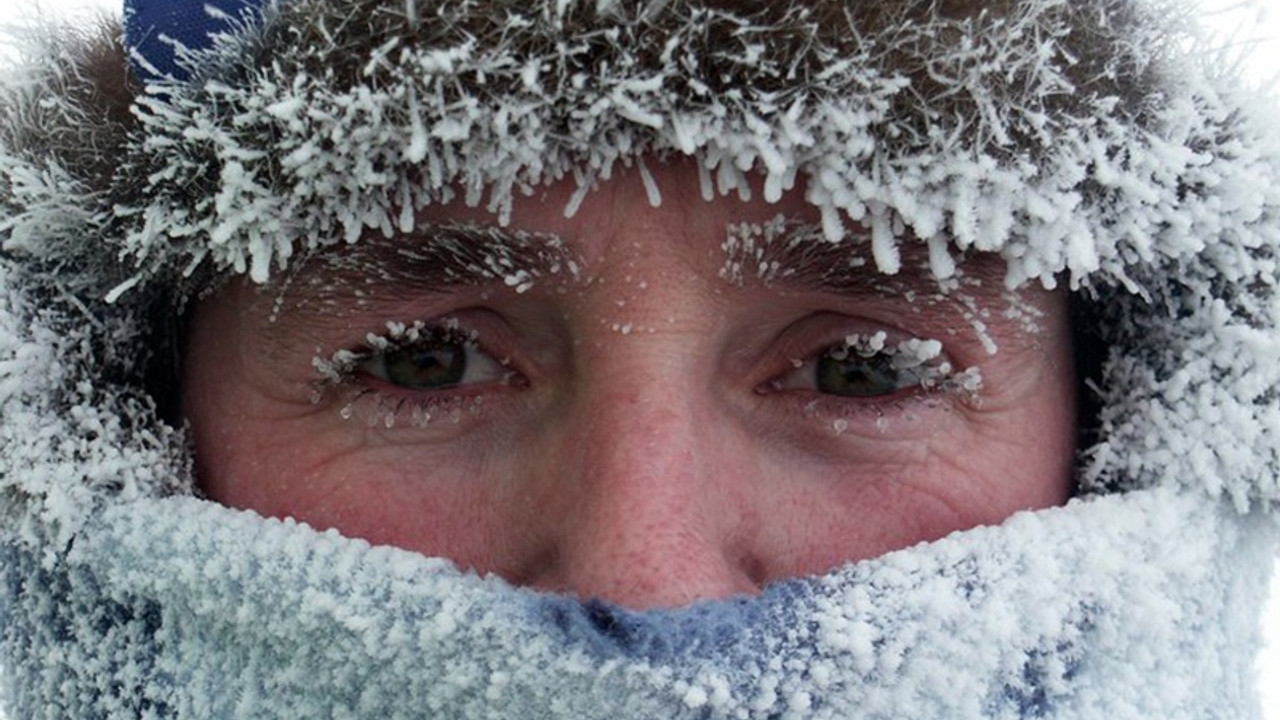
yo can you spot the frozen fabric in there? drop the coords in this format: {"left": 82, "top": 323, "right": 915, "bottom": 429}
{"left": 0, "top": 490, "right": 1273, "bottom": 719}
{"left": 1, "top": 0, "right": 1279, "bottom": 718}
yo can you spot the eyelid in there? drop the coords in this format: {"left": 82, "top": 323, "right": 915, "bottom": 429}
{"left": 761, "top": 316, "right": 917, "bottom": 382}
{"left": 762, "top": 322, "right": 981, "bottom": 400}
{"left": 357, "top": 328, "right": 509, "bottom": 391}
{"left": 769, "top": 331, "right": 939, "bottom": 391}
{"left": 312, "top": 316, "right": 520, "bottom": 390}
{"left": 307, "top": 316, "right": 531, "bottom": 433}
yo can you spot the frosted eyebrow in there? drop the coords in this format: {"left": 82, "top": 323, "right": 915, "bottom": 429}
{"left": 721, "top": 221, "right": 1007, "bottom": 296}
{"left": 284, "top": 223, "right": 579, "bottom": 305}
{"left": 246, "top": 223, "right": 581, "bottom": 357}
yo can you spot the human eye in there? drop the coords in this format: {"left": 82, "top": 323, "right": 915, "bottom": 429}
{"left": 312, "top": 319, "right": 521, "bottom": 430}
{"left": 358, "top": 322, "right": 506, "bottom": 391}
{"left": 770, "top": 331, "right": 982, "bottom": 401}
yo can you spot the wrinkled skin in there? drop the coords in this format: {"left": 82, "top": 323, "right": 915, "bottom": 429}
{"left": 184, "top": 161, "right": 1076, "bottom": 609}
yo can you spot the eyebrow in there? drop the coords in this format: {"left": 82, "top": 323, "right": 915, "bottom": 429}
{"left": 721, "top": 220, "right": 1009, "bottom": 297}
{"left": 277, "top": 217, "right": 1012, "bottom": 317}
{"left": 251, "top": 214, "right": 1041, "bottom": 370}
{"left": 281, "top": 222, "right": 581, "bottom": 304}
{"left": 247, "top": 222, "right": 579, "bottom": 357}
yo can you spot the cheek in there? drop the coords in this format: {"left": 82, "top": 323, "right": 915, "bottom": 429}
{"left": 181, "top": 293, "right": 515, "bottom": 568}
{"left": 191, "top": 406, "right": 528, "bottom": 571}
{"left": 764, "top": 353, "right": 1076, "bottom": 577}
{"left": 768, "top": 438, "right": 1072, "bottom": 579}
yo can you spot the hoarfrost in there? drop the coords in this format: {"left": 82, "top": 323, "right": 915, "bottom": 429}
{"left": 107, "top": 0, "right": 1236, "bottom": 293}
{"left": 2, "top": 1, "right": 1280, "bottom": 718}
{"left": 1, "top": 486, "right": 1268, "bottom": 718}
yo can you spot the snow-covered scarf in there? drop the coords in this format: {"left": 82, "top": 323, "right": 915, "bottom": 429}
{"left": 1, "top": 0, "right": 1278, "bottom": 717}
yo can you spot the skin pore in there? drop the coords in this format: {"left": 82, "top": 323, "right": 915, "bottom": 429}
{"left": 182, "top": 161, "right": 1077, "bottom": 610}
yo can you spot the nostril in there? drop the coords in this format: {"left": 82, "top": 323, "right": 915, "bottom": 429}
{"left": 740, "top": 552, "right": 768, "bottom": 589}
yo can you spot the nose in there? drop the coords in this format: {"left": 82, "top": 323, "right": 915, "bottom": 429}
{"left": 528, "top": 361, "right": 762, "bottom": 609}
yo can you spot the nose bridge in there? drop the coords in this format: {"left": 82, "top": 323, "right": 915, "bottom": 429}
{"left": 579, "top": 360, "right": 699, "bottom": 495}
{"left": 542, "top": 344, "right": 756, "bottom": 608}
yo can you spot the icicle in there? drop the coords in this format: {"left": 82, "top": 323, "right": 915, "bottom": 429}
{"left": 404, "top": 88, "right": 429, "bottom": 164}
{"left": 869, "top": 209, "right": 901, "bottom": 275}
{"left": 697, "top": 160, "right": 715, "bottom": 202}
{"left": 563, "top": 168, "right": 593, "bottom": 218}
{"left": 637, "top": 157, "right": 663, "bottom": 208}
{"left": 819, "top": 203, "right": 845, "bottom": 243}
{"left": 926, "top": 234, "right": 956, "bottom": 279}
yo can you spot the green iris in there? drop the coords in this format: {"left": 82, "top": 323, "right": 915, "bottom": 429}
{"left": 815, "top": 352, "right": 902, "bottom": 397}
{"left": 382, "top": 341, "right": 467, "bottom": 390}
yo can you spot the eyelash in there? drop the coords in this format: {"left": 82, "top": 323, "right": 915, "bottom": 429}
{"left": 758, "top": 330, "right": 981, "bottom": 432}
{"left": 769, "top": 332, "right": 980, "bottom": 393}
{"left": 312, "top": 320, "right": 521, "bottom": 430}
{"left": 312, "top": 322, "right": 980, "bottom": 433}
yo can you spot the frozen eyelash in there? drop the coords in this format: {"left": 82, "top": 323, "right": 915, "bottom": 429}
{"left": 309, "top": 319, "right": 510, "bottom": 428}
{"left": 338, "top": 390, "right": 484, "bottom": 430}
{"left": 311, "top": 350, "right": 362, "bottom": 385}
{"left": 310, "top": 319, "right": 478, "bottom": 383}
{"left": 824, "top": 331, "right": 984, "bottom": 398}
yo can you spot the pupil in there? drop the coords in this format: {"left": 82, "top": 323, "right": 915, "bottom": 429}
{"left": 815, "top": 354, "right": 900, "bottom": 397}
{"left": 384, "top": 342, "right": 467, "bottom": 390}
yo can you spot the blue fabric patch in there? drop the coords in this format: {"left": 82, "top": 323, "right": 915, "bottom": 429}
{"left": 122, "top": 0, "right": 265, "bottom": 81}
{"left": 534, "top": 577, "right": 813, "bottom": 662}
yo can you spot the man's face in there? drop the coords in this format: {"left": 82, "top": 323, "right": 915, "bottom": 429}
{"left": 183, "top": 161, "right": 1076, "bottom": 609}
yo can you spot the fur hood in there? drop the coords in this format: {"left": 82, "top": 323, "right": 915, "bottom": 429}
{"left": 0, "top": 0, "right": 1278, "bottom": 717}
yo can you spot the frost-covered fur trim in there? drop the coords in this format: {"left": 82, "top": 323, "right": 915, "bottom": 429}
{"left": 1, "top": 488, "right": 1274, "bottom": 719}
{"left": 0, "top": 260, "right": 191, "bottom": 551}
{"left": 0, "top": 24, "right": 191, "bottom": 544}
{"left": 112, "top": 0, "right": 1246, "bottom": 289}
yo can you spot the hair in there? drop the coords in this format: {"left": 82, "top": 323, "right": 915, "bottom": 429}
{"left": 0, "top": 19, "right": 189, "bottom": 418}
{"left": 0, "top": 17, "right": 137, "bottom": 202}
